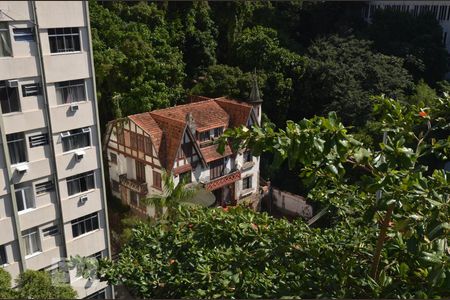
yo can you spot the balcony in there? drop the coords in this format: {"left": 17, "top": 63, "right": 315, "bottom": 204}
{"left": 119, "top": 174, "right": 148, "bottom": 195}
{"left": 204, "top": 170, "right": 241, "bottom": 191}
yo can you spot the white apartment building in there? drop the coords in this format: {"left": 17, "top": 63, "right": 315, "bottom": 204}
{"left": 364, "top": 1, "right": 450, "bottom": 51}
{"left": 105, "top": 93, "right": 262, "bottom": 217}
{"left": 0, "top": 1, "right": 112, "bottom": 298}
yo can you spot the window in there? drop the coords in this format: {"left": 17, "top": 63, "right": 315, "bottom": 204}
{"left": 15, "top": 186, "right": 34, "bottom": 212}
{"left": 36, "top": 180, "right": 54, "bottom": 195}
{"left": 22, "top": 83, "right": 41, "bottom": 97}
{"left": 130, "top": 132, "right": 137, "bottom": 149}
{"left": 61, "top": 127, "right": 90, "bottom": 151}
{"left": 71, "top": 212, "right": 99, "bottom": 238}
{"left": 22, "top": 228, "right": 40, "bottom": 256}
{"left": 66, "top": 171, "right": 95, "bottom": 196}
{"left": 213, "top": 127, "right": 223, "bottom": 138}
{"left": 130, "top": 191, "right": 139, "bottom": 206}
{"left": 42, "top": 225, "right": 59, "bottom": 237}
{"left": 210, "top": 159, "right": 224, "bottom": 179}
{"left": 0, "top": 23, "right": 11, "bottom": 57}
{"left": 199, "top": 131, "right": 210, "bottom": 142}
{"left": 110, "top": 152, "right": 117, "bottom": 164}
{"left": 136, "top": 161, "right": 145, "bottom": 182}
{"left": 7, "top": 132, "right": 27, "bottom": 165}
{"left": 0, "top": 81, "right": 20, "bottom": 114}
{"left": 48, "top": 27, "right": 80, "bottom": 53}
{"left": 13, "top": 27, "right": 34, "bottom": 41}
{"left": 243, "top": 151, "right": 252, "bottom": 163}
{"left": 144, "top": 136, "right": 152, "bottom": 156}
{"left": 0, "top": 245, "right": 7, "bottom": 265}
{"left": 243, "top": 176, "right": 252, "bottom": 190}
{"left": 137, "top": 135, "right": 144, "bottom": 152}
{"left": 55, "top": 79, "right": 86, "bottom": 104}
{"left": 29, "top": 133, "right": 49, "bottom": 148}
{"left": 111, "top": 180, "right": 120, "bottom": 193}
{"left": 153, "top": 171, "right": 162, "bottom": 189}
{"left": 179, "top": 171, "right": 191, "bottom": 184}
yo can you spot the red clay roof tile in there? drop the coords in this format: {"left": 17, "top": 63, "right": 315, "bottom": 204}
{"left": 126, "top": 96, "right": 254, "bottom": 171}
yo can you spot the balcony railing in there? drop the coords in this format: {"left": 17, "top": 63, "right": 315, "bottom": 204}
{"left": 204, "top": 170, "right": 241, "bottom": 191}
{"left": 119, "top": 174, "right": 148, "bottom": 195}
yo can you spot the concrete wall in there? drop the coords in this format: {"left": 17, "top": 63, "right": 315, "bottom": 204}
{"left": 271, "top": 188, "right": 313, "bottom": 219}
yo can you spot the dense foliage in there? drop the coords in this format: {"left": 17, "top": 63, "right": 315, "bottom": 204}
{"left": 365, "top": 9, "right": 449, "bottom": 84}
{"left": 90, "top": 0, "right": 448, "bottom": 131}
{"left": 94, "top": 94, "right": 450, "bottom": 298}
{"left": 0, "top": 269, "right": 76, "bottom": 299}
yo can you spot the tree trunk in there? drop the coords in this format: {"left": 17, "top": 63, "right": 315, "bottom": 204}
{"left": 370, "top": 203, "right": 394, "bottom": 280}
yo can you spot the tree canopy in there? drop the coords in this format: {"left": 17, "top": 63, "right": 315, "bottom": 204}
{"left": 0, "top": 269, "right": 76, "bottom": 299}
{"left": 94, "top": 93, "right": 450, "bottom": 299}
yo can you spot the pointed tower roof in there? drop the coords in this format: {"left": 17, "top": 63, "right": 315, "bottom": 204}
{"left": 249, "top": 69, "right": 263, "bottom": 104}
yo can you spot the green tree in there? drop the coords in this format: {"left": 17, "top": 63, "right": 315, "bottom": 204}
{"left": 166, "top": 1, "right": 218, "bottom": 80}
{"left": 0, "top": 269, "right": 77, "bottom": 299}
{"left": 142, "top": 171, "right": 201, "bottom": 220}
{"left": 295, "top": 35, "right": 414, "bottom": 126}
{"left": 232, "top": 26, "right": 305, "bottom": 126}
{"left": 89, "top": 0, "right": 185, "bottom": 125}
{"left": 0, "top": 269, "right": 14, "bottom": 299}
{"left": 365, "top": 9, "right": 449, "bottom": 84}
{"left": 94, "top": 95, "right": 449, "bottom": 298}
{"left": 190, "top": 64, "right": 254, "bottom": 100}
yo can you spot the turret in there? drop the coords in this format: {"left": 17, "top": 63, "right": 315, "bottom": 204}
{"left": 248, "top": 70, "right": 263, "bottom": 125}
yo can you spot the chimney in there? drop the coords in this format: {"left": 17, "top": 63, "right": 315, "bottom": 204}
{"left": 186, "top": 112, "right": 196, "bottom": 134}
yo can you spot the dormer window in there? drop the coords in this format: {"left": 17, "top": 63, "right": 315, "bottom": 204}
{"left": 199, "top": 131, "right": 210, "bottom": 142}
{"left": 213, "top": 127, "right": 223, "bottom": 138}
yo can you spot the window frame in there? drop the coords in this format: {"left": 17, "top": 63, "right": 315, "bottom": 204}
{"left": 71, "top": 212, "right": 99, "bottom": 238}
{"left": 210, "top": 159, "right": 224, "bottom": 179}
{"left": 55, "top": 79, "right": 86, "bottom": 104}
{"left": 7, "top": 132, "right": 27, "bottom": 165}
{"left": 48, "top": 27, "right": 81, "bottom": 53}
{"left": 0, "top": 81, "right": 21, "bottom": 114}
{"left": 15, "top": 186, "right": 35, "bottom": 213}
{"left": 0, "top": 244, "right": 7, "bottom": 265}
{"left": 22, "top": 228, "right": 40, "bottom": 257}
{"left": 243, "top": 176, "right": 253, "bottom": 190}
{"left": 61, "top": 127, "right": 91, "bottom": 152}
{"left": 152, "top": 171, "right": 162, "bottom": 190}
{"left": 66, "top": 171, "right": 95, "bottom": 196}
{"left": 0, "top": 22, "right": 12, "bottom": 57}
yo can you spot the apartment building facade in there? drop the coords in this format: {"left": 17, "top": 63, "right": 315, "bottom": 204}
{"left": 0, "top": 1, "right": 112, "bottom": 298}
{"left": 106, "top": 94, "right": 262, "bottom": 217}
{"left": 364, "top": 1, "right": 450, "bottom": 51}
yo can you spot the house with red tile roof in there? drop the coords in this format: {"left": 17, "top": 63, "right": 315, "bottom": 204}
{"left": 105, "top": 89, "right": 262, "bottom": 216}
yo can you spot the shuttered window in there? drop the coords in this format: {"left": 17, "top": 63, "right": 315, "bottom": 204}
{"left": 36, "top": 181, "right": 54, "bottom": 195}
{"left": 29, "top": 133, "right": 48, "bottom": 148}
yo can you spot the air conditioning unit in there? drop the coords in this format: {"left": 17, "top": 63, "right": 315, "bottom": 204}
{"left": 79, "top": 195, "right": 88, "bottom": 204}
{"left": 74, "top": 150, "right": 85, "bottom": 161}
{"left": 15, "top": 163, "right": 29, "bottom": 174}
{"left": 8, "top": 80, "right": 19, "bottom": 88}
{"left": 70, "top": 104, "right": 79, "bottom": 112}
